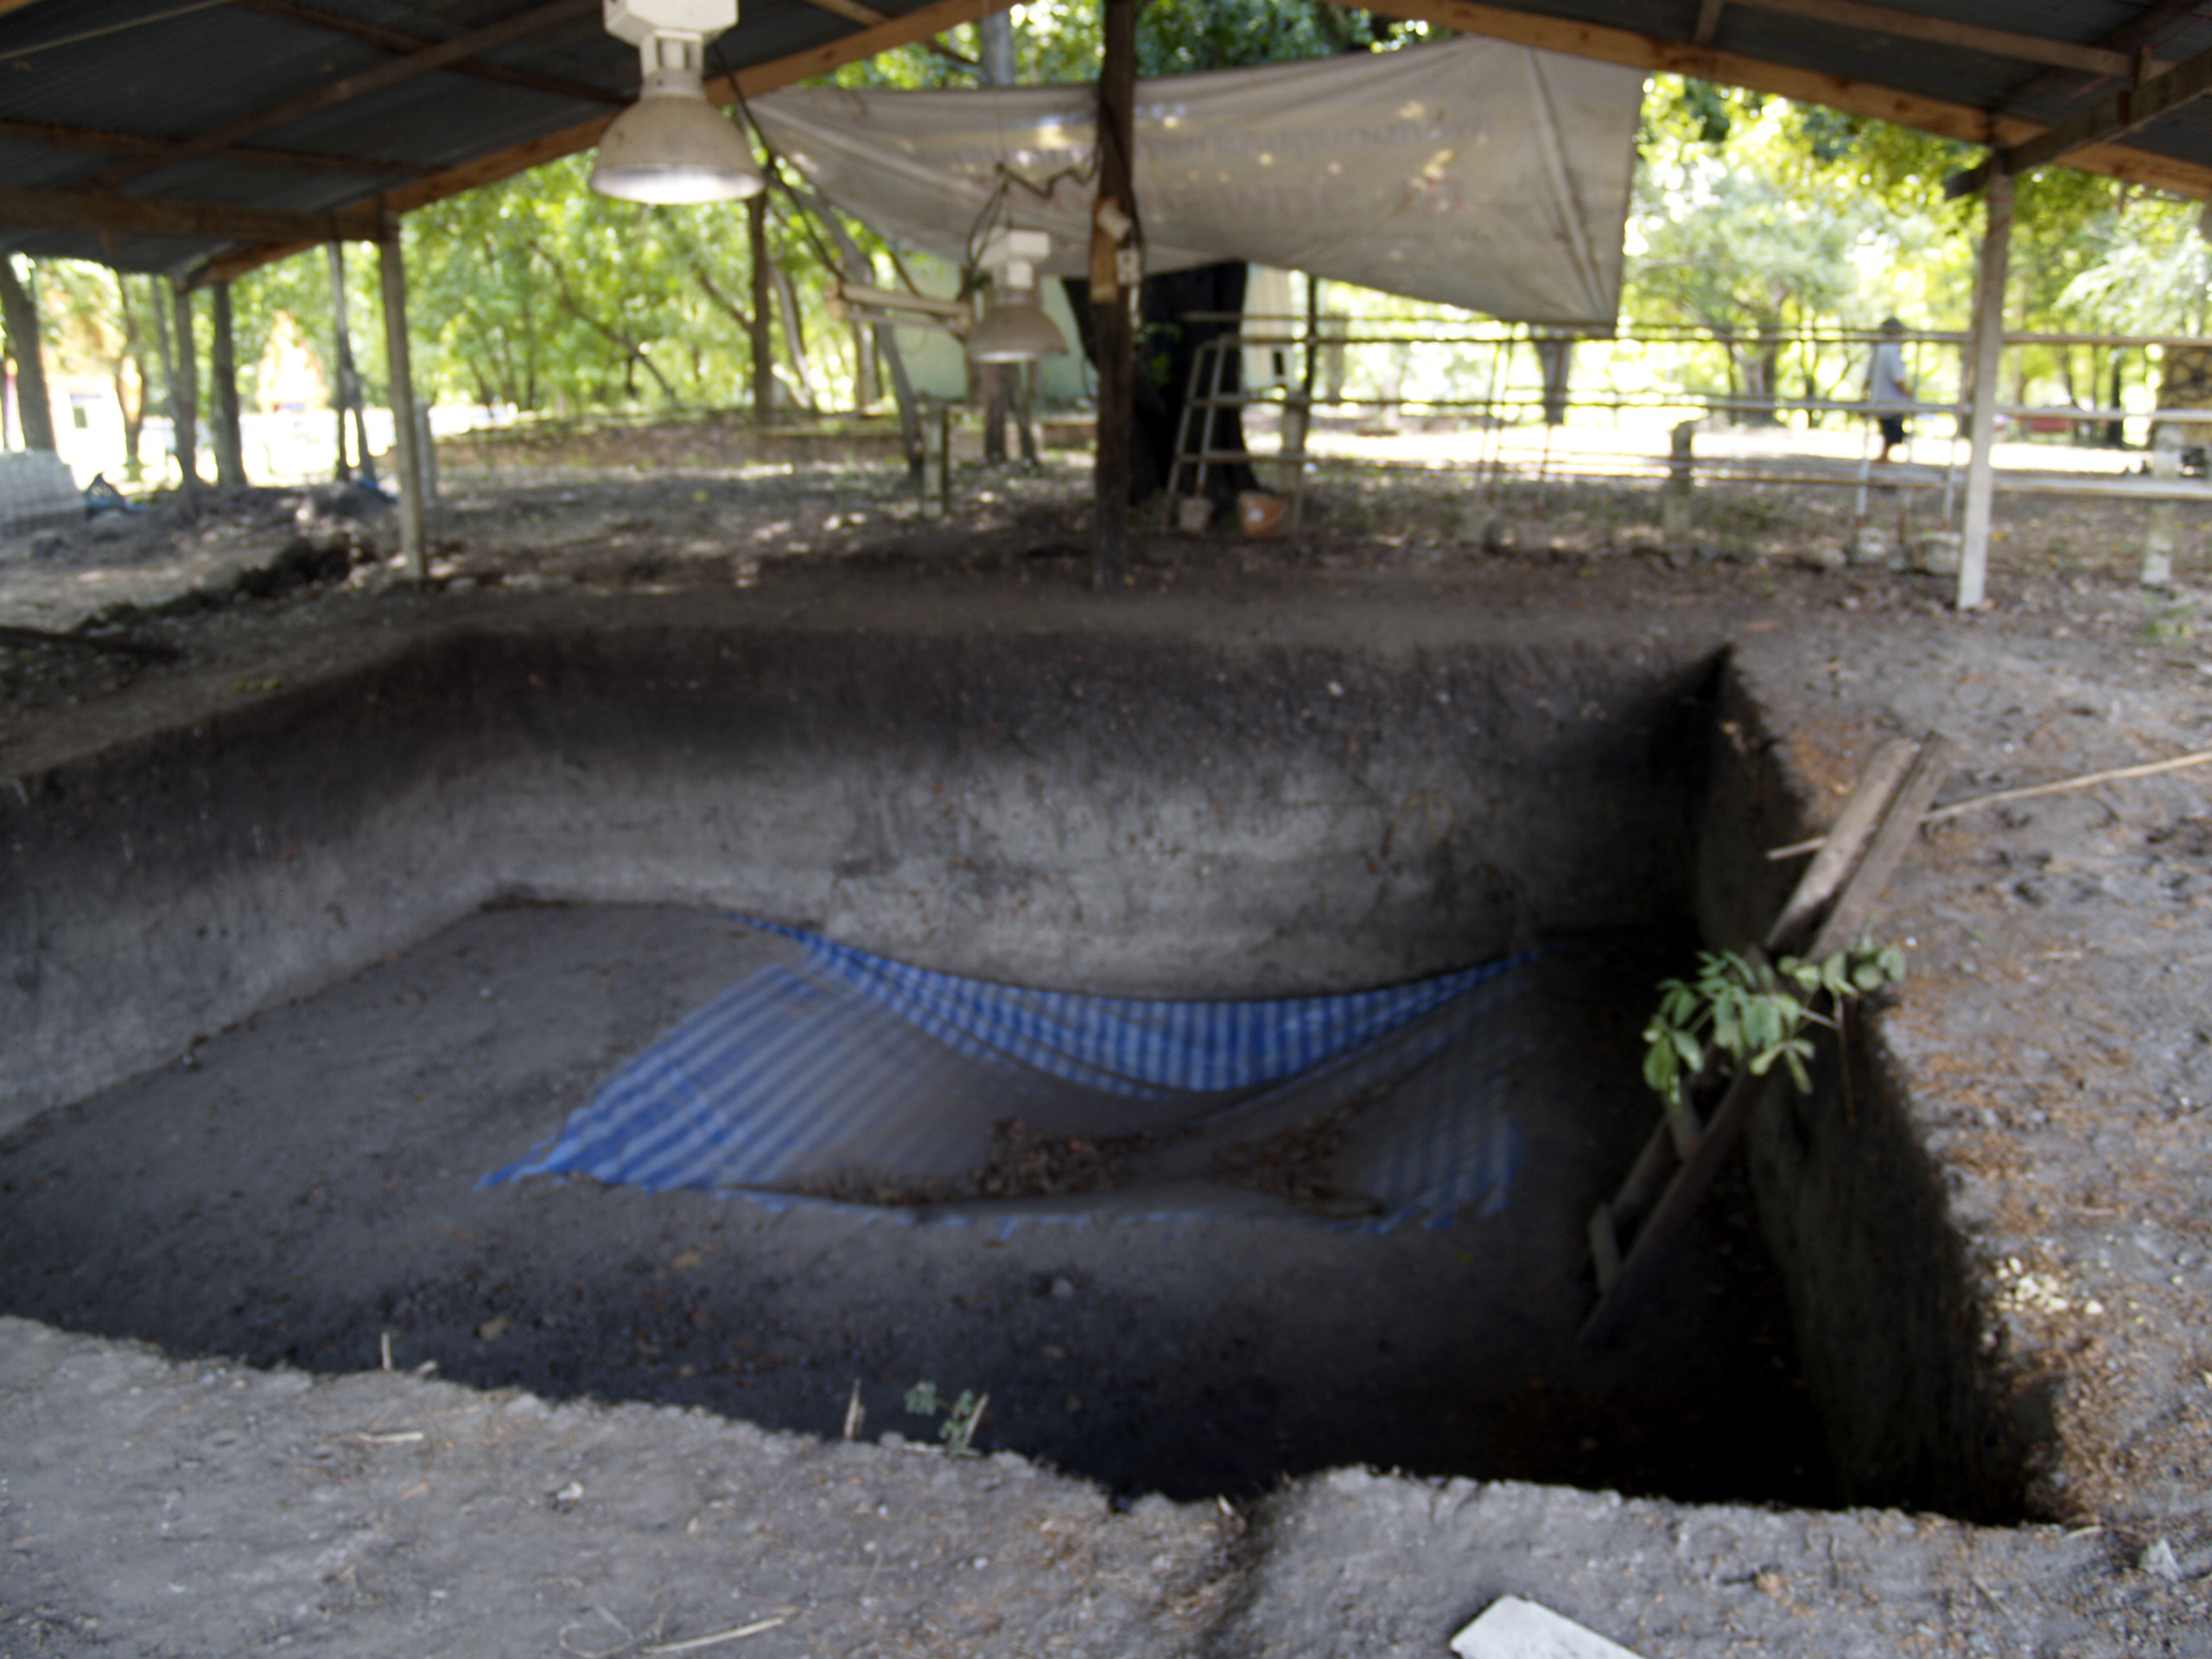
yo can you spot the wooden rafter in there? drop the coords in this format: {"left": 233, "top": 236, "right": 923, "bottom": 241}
{"left": 1344, "top": 0, "right": 2212, "bottom": 199}
{"left": 1955, "top": 38, "right": 2212, "bottom": 194}
{"left": 225, "top": 0, "right": 627, "bottom": 107}
{"left": 793, "top": 0, "right": 977, "bottom": 67}
{"left": 0, "top": 184, "right": 379, "bottom": 244}
{"left": 183, "top": 0, "right": 1017, "bottom": 289}
{"left": 0, "top": 117, "right": 435, "bottom": 176}
{"left": 1726, "top": 0, "right": 2155, "bottom": 81}
{"left": 1998, "top": 0, "right": 2207, "bottom": 120}
{"left": 80, "top": 0, "right": 600, "bottom": 193}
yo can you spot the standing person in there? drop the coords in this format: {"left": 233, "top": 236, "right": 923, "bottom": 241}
{"left": 1866, "top": 315, "right": 1913, "bottom": 463}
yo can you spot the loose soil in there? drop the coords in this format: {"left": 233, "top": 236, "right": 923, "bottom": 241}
{"left": 0, "top": 907, "right": 1826, "bottom": 1508}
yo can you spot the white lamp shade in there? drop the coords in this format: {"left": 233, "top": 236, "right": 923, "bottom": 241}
{"left": 590, "top": 67, "right": 763, "bottom": 202}
{"left": 967, "top": 287, "right": 1068, "bottom": 363}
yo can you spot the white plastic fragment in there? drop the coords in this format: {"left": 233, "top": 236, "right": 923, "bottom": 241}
{"left": 2142, "top": 1538, "right": 2184, "bottom": 1582}
{"left": 1450, "top": 1596, "right": 1646, "bottom": 1659}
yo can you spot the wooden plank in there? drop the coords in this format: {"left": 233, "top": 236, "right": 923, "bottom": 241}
{"left": 1344, "top": 0, "right": 2212, "bottom": 200}
{"left": 1582, "top": 1062, "right": 1765, "bottom": 1344}
{"left": 1957, "top": 177, "right": 2012, "bottom": 611}
{"left": 0, "top": 118, "right": 435, "bottom": 176}
{"left": 1807, "top": 735, "right": 1957, "bottom": 958}
{"left": 226, "top": 0, "right": 628, "bottom": 106}
{"left": 79, "top": 0, "right": 600, "bottom": 193}
{"left": 1730, "top": 0, "right": 2144, "bottom": 80}
{"left": 1586, "top": 741, "right": 1952, "bottom": 1344}
{"left": 184, "top": 0, "right": 1018, "bottom": 289}
{"left": 378, "top": 226, "right": 426, "bottom": 582}
{"left": 0, "top": 184, "right": 379, "bottom": 244}
{"left": 1763, "top": 736, "right": 1917, "bottom": 954}
{"left": 1586, "top": 1205, "right": 1622, "bottom": 1295}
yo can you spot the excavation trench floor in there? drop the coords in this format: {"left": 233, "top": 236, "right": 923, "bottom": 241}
{"left": 0, "top": 903, "right": 1827, "bottom": 1508}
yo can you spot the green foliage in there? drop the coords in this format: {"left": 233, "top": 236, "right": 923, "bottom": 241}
{"left": 1641, "top": 941, "right": 1906, "bottom": 1102}
{"left": 904, "top": 1380, "right": 988, "bottom": 1455}
{"left": 830, "top": 0, "right": 1424, "bottom": 88}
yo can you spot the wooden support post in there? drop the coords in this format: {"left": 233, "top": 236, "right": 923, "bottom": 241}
{"left": 0, "top": 257, "right": 55, "bottom": 453}
{"left": 1661, "top": 418, "right": 1694, "bottom": 548}
{"left": 377, "top": 221, "right": 426, "bottom": 582}
{"left": 918, "top": 393, "right": 949, "bottom": 518}
{"left": 1090, "top": 0, "right": 1137, "bottom": 592}
{"left": 1957, "top": 168, "right": 2012, "bottom": 612}
{"left": 170, "top": 280, "right": 200, "bottom": 513}
{"left": 209, "top": 281, "right": 245, "bottom": 486}
{"left": 748, "top": 193, "right": 775, "bottom": 426}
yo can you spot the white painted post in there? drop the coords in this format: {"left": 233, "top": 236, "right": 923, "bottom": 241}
{"left": 377, "top": 220, "right": 426, "bottom": 582}
{"left": 1958, "top": 168, "right": 2013, "bottom": 611}
{"left": 2145, "top": 423, "right": 2180, "bottom": 588}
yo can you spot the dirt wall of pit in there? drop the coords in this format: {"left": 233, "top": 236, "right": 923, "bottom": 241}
{"left": 1695, "top": 669, "right": 2033, "bottom": 1523}
{"left": 2, "top": 621, "right": 1714, "bottom": 1131}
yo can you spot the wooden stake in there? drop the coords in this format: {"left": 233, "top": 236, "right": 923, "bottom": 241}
{"left": 1090, "top": 0, "right": 1136, "bottom": 593}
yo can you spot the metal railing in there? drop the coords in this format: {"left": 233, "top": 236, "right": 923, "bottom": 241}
{"left": 1174, "top": 316, "right": 2212, "bottom": 525}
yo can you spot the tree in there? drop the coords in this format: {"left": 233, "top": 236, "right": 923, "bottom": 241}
{"left": 0, "top": 256, "right": 56, "bottom": 452}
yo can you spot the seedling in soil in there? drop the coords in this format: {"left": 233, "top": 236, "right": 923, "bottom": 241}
{"left": 1641, "top": 940, "right": 1906, "bottom": 1100}
{"left": 905, "top": 1381, "right": 988, "bottom": 1456}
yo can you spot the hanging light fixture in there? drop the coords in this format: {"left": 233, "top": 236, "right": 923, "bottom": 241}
{"left": 591, "top": 0, "right": 763, "bottom": 204}
{"left": 966, "top": 228, "right": 1068, "bottom": 364}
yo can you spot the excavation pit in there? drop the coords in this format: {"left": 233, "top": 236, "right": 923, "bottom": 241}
{"left": 0, "top": 607, "right": 2002, "bottom": 1513}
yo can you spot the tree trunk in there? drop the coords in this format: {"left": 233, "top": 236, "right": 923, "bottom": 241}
{"left": 770, "top": 263, "right": 819, "bottom": 412}
{"left": 748, "top": 194, "right": 775, "bottom": 424}
{"left": 852, "top": 321, "right": 875, "bottom": 413}
{"left": 0, "top": 257, "right": 57, "bottom": 452}
{"left": 114, "top": 277, "right": 146, "bottom": 482}
{"left": 210, "top": 282, "right": 246, "bottom": 486}
{"left": 170, "top": 282, "right": 200, "bottom": 512}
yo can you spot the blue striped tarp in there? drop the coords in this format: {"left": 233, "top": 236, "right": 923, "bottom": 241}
{"left": 484, "top": 920, "right": 1531, "bottom": 1230}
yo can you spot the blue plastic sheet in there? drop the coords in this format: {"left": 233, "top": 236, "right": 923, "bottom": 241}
{"left": 486, "top": 920, "right": 1531, "bottom": 1230}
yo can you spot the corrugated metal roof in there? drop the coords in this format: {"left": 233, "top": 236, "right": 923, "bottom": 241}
{"left": 4, "top": 0, "right": 2212, "bottom": 278}
{"left": 0, "top": 0, "right": 905, "bottom": 271}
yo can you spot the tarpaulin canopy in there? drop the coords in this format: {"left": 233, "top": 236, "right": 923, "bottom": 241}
{"left": 486, "top": 920, "right": 1532, "bottom": 1231}
{"left": 750, "top": 37, "right": 1645, "bottom": 327}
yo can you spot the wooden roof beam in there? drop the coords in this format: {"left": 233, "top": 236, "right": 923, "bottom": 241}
{"left": 1998, "top": 0, "right": 2209, "bottom": 118}
{"left": 1725, "top": 0, "right": 2156, "bottom": 81}
{"left": 81, "top": 0, "right": 600, "bottom": 193}
{"left": 793, "top": 0, "right": 977, "bottom": 67}
{"left": 0, "top": 116, "right": 436, "bottom": 176}
{"left": 183, "top": 0, "right": 1018, "bottom": 289}
{"left": 0, "top": 184, "right": 381, "bottom": 244}
{"left": 1950, "top": 39, "right": 2212, "bottom": 196}
{"left": 1344, "top": 0, "right": 2212, "bottom": 199}
{"left": 225, "top": 0, "right": 627, "bottom": 107}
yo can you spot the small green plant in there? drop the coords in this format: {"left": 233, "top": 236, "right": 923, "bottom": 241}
{"left": 904, "top": 1380, "right": 988, "bottom": 1456}
{"left": 2145, "top": 598, "right": 2198, "bottom": 645}
{"left": 1642, "top": 941, "right": 1906, "bottom": 1102}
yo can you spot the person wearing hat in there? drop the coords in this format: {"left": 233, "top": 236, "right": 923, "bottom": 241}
{"left": 1866, "top": 316, "right": 1913, "bottom": 463}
